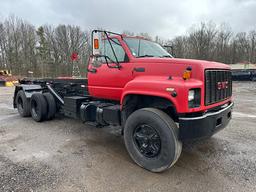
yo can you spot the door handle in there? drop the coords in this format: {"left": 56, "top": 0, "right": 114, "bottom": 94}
{"left": 88, "top": 68, "right": 97, "bottom": 73}
{"left": 133, "top": 67, "right": 145, "bottom": 72}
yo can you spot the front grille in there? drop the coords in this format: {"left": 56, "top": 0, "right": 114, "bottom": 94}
{"left": 205, "top": 70, "right": 232, "bottom": 105}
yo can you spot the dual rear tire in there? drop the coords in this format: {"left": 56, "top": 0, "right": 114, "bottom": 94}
{"left": 42, "top": 92, "right": 57, "bottom": 120}
{"left": 16, "top": 90, "right": 31, "bottom": 117}
{"left": 30, "top": 93, "right": 48, "bottom": 122}
{"left": 16, "top": 90, "right": 56, "bottom": 122}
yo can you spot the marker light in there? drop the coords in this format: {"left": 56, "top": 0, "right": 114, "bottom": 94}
{"left": 166, "top": 87, "right": 175, "bottom": 92}
{"left": 93, "top": 32, "right": 100, "bottom": 55}
{"left": 183, "top": 70, "right": 191, "bottom": 80}
{"left": 94, "top": 39, "right": 99, "bottom": 49}
{"left": 183, "top": 66, "right": 192, "bottom": 80}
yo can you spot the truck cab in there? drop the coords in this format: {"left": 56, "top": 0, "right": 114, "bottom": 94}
{"left": 13, "top": 30, "right": 233, "bottom": 172}
{"left": 88, "top": 31, "right": 232, "bottom": 110}
{"left": 88, "top": 30, "right": 233, "bottom": 134}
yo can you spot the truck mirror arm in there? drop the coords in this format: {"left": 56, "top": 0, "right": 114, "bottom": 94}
{"left": 103, "top": 31, "right": 121, "bottom": 69}
{"left": 91, "top": 30, "right": 122, "bottom": 70}
{"left": 92, "top": 54, "right": 121, "bottom": 69}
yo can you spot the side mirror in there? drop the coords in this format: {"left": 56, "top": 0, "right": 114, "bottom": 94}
{"left": 92, "top": 31, "right": 101, "bottom": 56}
{"left": 163, "top": 45, "right": 175, "bottom": 57}
{"left": 91, "top": 30, "right": 121, "bottom": 69}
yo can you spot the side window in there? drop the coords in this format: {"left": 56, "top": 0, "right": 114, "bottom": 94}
{"left": 102, "top": 39, "right": 126, "bottom": 63}
{"left": 125, "top": 38, "right": 139, "bottom": 56}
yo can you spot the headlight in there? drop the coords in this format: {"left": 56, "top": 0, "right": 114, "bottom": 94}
{"left": 188, "top": 88, "right": 201, "bottom": 108}
{"left": 188, "top": 90, "right": 195, "bottom": 101}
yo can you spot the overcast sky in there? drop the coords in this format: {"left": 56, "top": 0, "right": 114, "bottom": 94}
{"left": 0, "top": 0, "right": 255, "bottom": 39}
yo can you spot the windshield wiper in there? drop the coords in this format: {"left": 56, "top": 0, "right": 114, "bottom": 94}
{"left": 137, "top": 54, "right": 155, "bottom": 58}
{"left": 160, "top": 55, "right": 172, "bottom": 58}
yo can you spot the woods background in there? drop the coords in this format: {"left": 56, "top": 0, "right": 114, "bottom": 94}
{"left": 0, "top": 16, "right": 255, "bottom": 78}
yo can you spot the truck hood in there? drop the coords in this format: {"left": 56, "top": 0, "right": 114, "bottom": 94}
{"left": 131, "top": 57, "right": 231, "bottom": 81}
{"left": 133, "top": 57, "right": 230, "bottom": 70}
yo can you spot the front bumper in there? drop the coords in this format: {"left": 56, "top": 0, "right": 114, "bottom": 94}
{"left": 179, "top": 102, "right": 234, "bottom": 140}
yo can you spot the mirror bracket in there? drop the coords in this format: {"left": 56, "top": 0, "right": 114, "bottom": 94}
{"left": 91, "top": 55, "right": 121, "bottom": 69}
{"left": 91, "top": 30, "right": 122, "bottom": 70}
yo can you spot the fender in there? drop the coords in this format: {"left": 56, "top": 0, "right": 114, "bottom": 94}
{"left": 121, "top": 76, "right": 187, "bottom": 113}
{"left": 121, "top": 75, "right": 204, "bottom": 113}
{"left": 13, "top": 84, "right": 43, "bottom": 108}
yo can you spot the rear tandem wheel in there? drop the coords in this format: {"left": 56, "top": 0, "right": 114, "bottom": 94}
{"left": 16, "top": 90, "right": 31, "bottom": 117}
{"left": 43, "top": 92, "right": 57, "bottom": 120}
{"left": 30, "top": 93, "right": 48, "bottom": 122}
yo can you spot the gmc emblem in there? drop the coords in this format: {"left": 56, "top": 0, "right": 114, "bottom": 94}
{"left": 217, "top": 81, "right": 228, "bottom": 90}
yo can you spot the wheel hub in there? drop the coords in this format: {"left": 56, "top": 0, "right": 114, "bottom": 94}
{"left": 133, "top": 124, "right": 161, "bottom": 158}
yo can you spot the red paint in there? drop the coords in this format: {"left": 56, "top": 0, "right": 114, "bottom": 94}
{"left": 87, "top": 35, "right": 232, "bottom": 114}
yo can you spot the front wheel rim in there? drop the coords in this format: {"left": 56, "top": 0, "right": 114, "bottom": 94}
{"left": 133, "top": 124, "right": 161, "bottom": 158}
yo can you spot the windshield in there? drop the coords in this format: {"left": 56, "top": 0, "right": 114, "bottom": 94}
{"left": 124, "top": 38, "right": 172, "bottom": 58}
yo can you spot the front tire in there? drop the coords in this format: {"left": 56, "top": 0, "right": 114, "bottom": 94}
{"left": 124, "top": 108, "right": 182, "bottom": 172}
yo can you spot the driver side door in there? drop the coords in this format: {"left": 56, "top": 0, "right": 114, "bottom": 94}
{"left": 88, "top": 38, "right": 134, "bottom": 101}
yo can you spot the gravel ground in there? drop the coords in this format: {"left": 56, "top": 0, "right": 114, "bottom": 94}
{"left": 0, "top": 82, "right": 256, "bottom": 192}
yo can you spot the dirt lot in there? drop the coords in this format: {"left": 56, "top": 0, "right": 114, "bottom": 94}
{"left": 0, "top": 82, "right": 256, "bottom": 192}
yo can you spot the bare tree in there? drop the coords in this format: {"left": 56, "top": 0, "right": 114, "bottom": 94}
{"left": 214, "top": 24, "right": 232, "bottom": 63}
{"left": 0, "top": 22, "right": 7, "bottom": 68}
{"left": 248, "top": 30, "right": 256, "bottom": 63}
{"left": 1, "top": 16, "right": 256, "bottom": 78}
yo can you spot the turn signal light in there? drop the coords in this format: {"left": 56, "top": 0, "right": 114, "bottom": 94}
{"left": 94, "top": 39, "right": 99, "bottom": 49}
{"left": 183, "top": 66, "right": 192, "bottom": 80}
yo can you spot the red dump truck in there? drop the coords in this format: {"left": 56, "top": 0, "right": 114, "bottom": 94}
{"left": 13, "top": 30, "right": 233, "bottom": 172}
